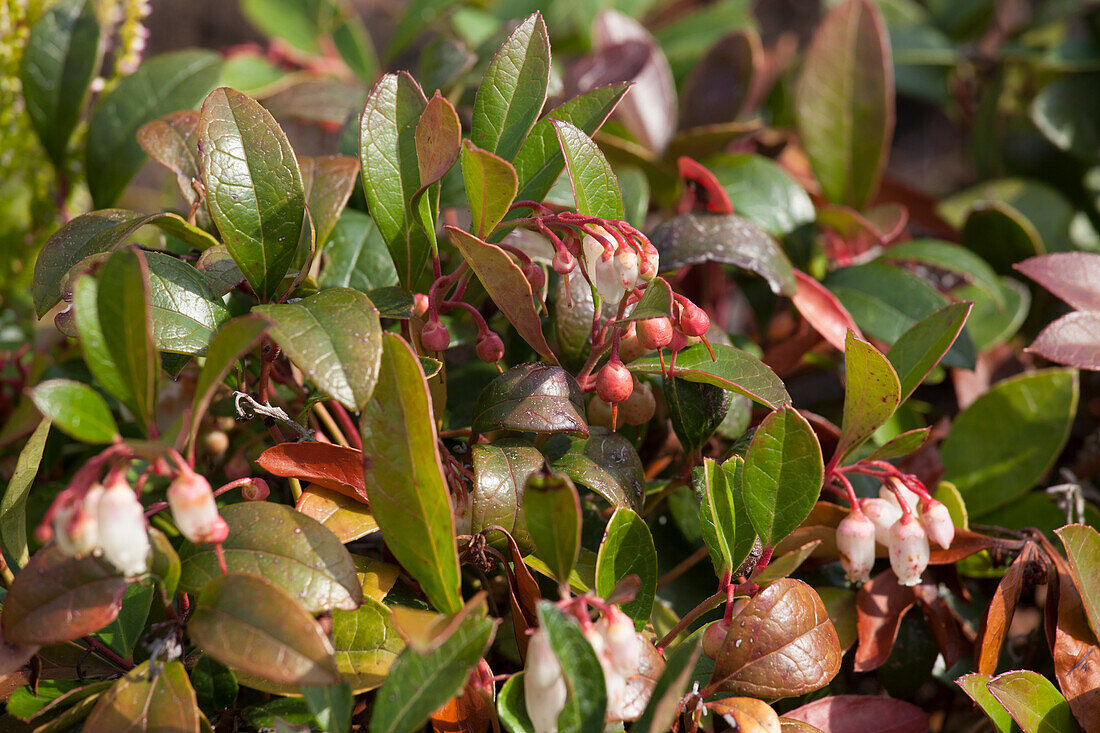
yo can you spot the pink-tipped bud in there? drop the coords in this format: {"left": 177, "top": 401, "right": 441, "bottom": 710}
{"left": 421, "top": 320, "right": 450, "bottom": 352}
{"left": 880, "top": 479, "right": 919, "bottom": 511}
{"left": 96, "top": 477, "right": 149, "bottom": 576}
{"left": 678, "top": 301, "right": 710, "bottom": 338}
{"left": 524, "top": 629, "right": 567, "bottom": 733}
{"left": 618, "top": 380, "right": 655, "bottom": 426}
{"left": 412, "top": 293, "right": 430, "bottom": 318}
{"left": 167, "top": 468, "right": 225, "bottom": 544}
{"left": 637, "top": 317, "right": 673, "bottom": 350}
{"left": 552, "top": 247, "right": 576, "bottom": 274}
{"left": 53, "top": 485, "right": 103, "bottom": 558}
{"left": 640, "top": 241, "right": 659, "bottom": 280}
{"left": 836, "top": 511, "right": 876, "bottom": 584}
{"left": 614, "top": 247, "right": 640, "bottom": 290}
{"left": 525, "top": 261, "right": 546, "bottom": 292}
{"left": 476, "top": 331, "right": 505, "bottom": 363}
{"left": 888, "top": 513, "right": 929, "bottom": 587}
{"left": 702, "top": 619, "right": 731, "bottom": 659}
{"left": 600, "top": 606, "right": 640, "bottom": 676}
{"left": 242, "top": 477, "right": 270, "bottom": 501}
{"left": 861, "top": 497, "right": 902, "bottom": 545}
{"left": 596, "top": 360, "right": 633, "bottom": 404}
{"left": 919, "top": 499, "right": 955, "bottom": 549}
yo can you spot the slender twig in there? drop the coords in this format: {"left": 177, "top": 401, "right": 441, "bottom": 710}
{"left": 656, "top": 590, "right": 726, "bottom": 651}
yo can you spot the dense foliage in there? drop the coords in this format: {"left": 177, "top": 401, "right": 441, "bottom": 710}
{"left": 2, "top": 0, "right": 1100, "bottom": 731}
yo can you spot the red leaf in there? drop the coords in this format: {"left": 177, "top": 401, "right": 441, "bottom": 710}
{"left": 256, "top": 442, "right": 367, "bottom": 502}
{"left": 1015, "top": 252, "right": 1100, "bottom": 311}
{"left": 974, "top": 547, "right": 1030, "bottom": 675}
{"left": 1026, "top": 311, "right": 1100, "bottom": 370}
{"left": 853, "top": 570, "right": 916, "bottom": 672}
{"left": 791, "top": 269, "right": 862, "bottom": 352}
{"left": 784, "top": 694, "right": 929, "bottom": 733}
{"left": 914, "top": 585, "right": 962, "bottom": 669}
{"left": 1048, "top": 545, "right": 1100, "bottom": 729}
{"left": 677, "top": 156, "right": 733, "bottom": 214}
{"left": 928, "top": 529, "right": 1006, "bottom": 565}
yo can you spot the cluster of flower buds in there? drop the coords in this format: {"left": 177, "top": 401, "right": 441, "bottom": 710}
{"left": 167, "top": 465, "right": 229, "bottom": 545}
{"left": 836, "top": 478, "right": 956, "bottom": 586}
{"left": 580, "top": 226, "right": 659, "bottom": 306}
{"left": 47, "top": 474, "right": 150, "bottom": 577}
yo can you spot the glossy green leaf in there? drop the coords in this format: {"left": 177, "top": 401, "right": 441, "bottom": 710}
{"left": 299, "top": 154, "right": 360, "bottom": 249}
{"left": 360, "top": 333, "right": 462, "bottom": 614}
{"left": 467, "top": 442, "right": 544, "bottom": 552}
{"left": 943, "top": 369, "right": 1078, "bottom": 517}
{"left": 96, "top": 583, "right": 153, "bottom": 659}
{"left": 665, "top": 376, "right": 733, "bottom": 456}
{"left": 471, "top": 13, "right": 550, "bottom": 161}
{"left": 552, "top": 120, "right": 624, "bottom": 221}
{"left": 887, "top": 302, "right": 972, "bottom": 403}
{"left": 20, "top": 0, "right": 102, "bottom": 167}
{"left": 754, "top": 540, "right": 822, "bottom": 587}
{"left": 302, "top": 683, "right": 352, "bottom": 733}
{"left": 537, "top": 601, "right": 607, "bottom": 732}
{"left": 524, "top": 472, "right": 582, "bottom": 588}
{"left": 513, "top": 83, "right": 628, "bottom": 206}
{"left": 145, "top": 252, "right": 230, "bottom": 355}
{"left": 84, "top": 660, "right": 200, "bottom": 733}
{"left": 543, "top": 428, "right": 645, "bottom": 511}
{"left": 179, "top": 502, "right": 363, "bottom": 613}
{"left": 633, "top": 639, "right": 702, "bottom": 733}
{"left": 957, "top": 673, "right": 1016, "bottom": 733}
{"left": 199, "top": 86, "right": 306, "bottom": 301}
{"left": 359, "top": 72, "right": 431, "bottom": 290}
{"left": 497, "top": 673, "right": 536, "bottom": 733}
{"left": 0, "top": 419, "right": 49, "bottom": 568}
{"left": 472, "top": 363, "right": 587, "bottom": 436}
{"left": 742, "top": 406, "right": 823, "bottom": 546}
{"left": 618, "top": 277, "right": 673, "bottom": 323}
{"left": 318, "top": 210, "right": 399, "bottom": 292}
{"left": 707, "top": 153, "right": 815, "bottom": 237}
{"left": 794, "top": 0, "right": 893, "bottom": 209}
{"left": 696, "top": 457, "right": 737, "bottom": 574}
{"left": 649, "top": 213, "right": 796, "bottom": 296}
{"left": 986, "top": 670, "right": 1081, "bottom": 733}
{"left": 595, "top": 508, "right": 657, "bottom": 629}
{"left": 880, "top": 239, "right": 1003, "bottom": 307}
{"left": 332, "top": 596, "right": 405, "bottom": 693}
{"left": 462, "top": 143, "right": 518, "bottom": 239}
{"left": 87, "top": 50, "right": 223, "bottom": 207}
{"left": 1, "top": 545, "right": 129, "bottom": 645}
{"left": 254, "top": 288, "right": 382, "bottom": 411}
{"left": 187, "top": 314, "right": 269, "bottom": 450}
{"left": 29, "top": 379, "right": 117, "bottom": 444}
{"left": 448, "top": 227, "right": 557, "bottom": 362}
{"left": 1056, "top": 525, "right": 1100, "bottom": 641}
{"left": 369, "top": 615, "right": 496, "bottom": 733}
{"left": 332, "top": 10, "right": 379, "bottom": 85}
{"left": 189, "top": 573, "right": 340, "bottom": 687}
{"left": 192, "top": 656, "right": 238, "bottom": 713}
{"left": 826, "top": 262, "right": 975, "bottom": 369}
{"left": 721, "top": 457, "right": 759, "bottom": 574}
{"left": 1031, "top": 76, "right": 1100, "bottom": 163}
{"left": 865, "top": 427, "right": 931, "bottom": 462}
{"left": 195, "top": 245, "right": 244, "bottom": 296}
{"left": 629, "top": 343, "right": 790, "bottom": 409}
{"left": 369, "top": 286, "right": 415, "bottom": 319}
{"left": 836, "top": 331, "right": 900, "bottom": 461}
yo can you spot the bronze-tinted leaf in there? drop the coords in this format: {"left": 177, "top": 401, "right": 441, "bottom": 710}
{"left": 298, "top": 154, "right": 360, "bottom": 248}
{"left": 976, "top": 548, "right": 1029, "bottom": 676}
{"left": 296, "top": 485, "right": 380, "bottom": 544}
{"left": 466, "top": 442, "right": 543, "bottom": 552}
{"left": 853, "top": 570, "right": 917, "bottom": 672}
{"left": 791, "top": 269, "right": 862, "bottom": 352}
{"left": 543, "top": 428, "right": 645, "bottom": 511}
{"left": 1026, "top": 311, "right": 1100, "bottom": 371}
{"left": 1, "top": 545, "right": 129, "bottom": 646}
{"left": 1050, "top": 546, "right": 1100, "bottom": 729}
{"left": 137, "top": 110, "right": 201, "bottom": 208}
{"left": 707, "top": 579, "right": 841, "bottom": 698}
{"left": 257, "top": 442, "right": 367, "bottom": 501}
{"left": 471, "top": 363, "right": 587, "bottom": 436}
{"left": 84, "top": 660, "right": 200, "bottom": 732}
{"left": 783, "top": 694, "right": 928, "bottom": 733}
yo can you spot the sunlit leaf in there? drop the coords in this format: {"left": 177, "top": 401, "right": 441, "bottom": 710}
{"left": 84, "top": 660, "right": 200, "bottom": 732}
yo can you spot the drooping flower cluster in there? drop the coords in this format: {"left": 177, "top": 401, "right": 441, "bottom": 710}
{"left": 580, "top": 226, "right": 659, "bottom": 306}
{"left": 49, "top": 475, "right": 150, "bottom": 576}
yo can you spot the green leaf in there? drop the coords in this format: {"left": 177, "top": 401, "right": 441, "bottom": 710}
{"left": 149, "top": 527, "right": 181, "bottom": 599}
{"left": 1, "top": 544, "right": 130, "bottom": 645}
{"left": 865, "top": 427, "right": 931, "bottom": 463}
{"left": 299, "top": 154, "right": 360, "bottom": 249}
{"left": 318, "top": 210, "right": 399, "bottom": 292}
{"left": 957, "top": 673, "right": 1017, "bottom": 733}
{"left": 332, "top": 596, "right": 405, "bottom": 693}
{"left": 462, "top": 143, "right": 518, "bottom": 239}
{"left": 960, "top": 201, "right": 1045, "bottom": 275}
{"left": 706, "top": 153, "right": 815, "bottom": 237}
{"left": 524, "top": 472, "right": 582, "bottom": 588}
{"left": 145, "top": 252, "right": 230, "bottom": 355}
{"left": 513, "top": 83, "right": 628, "bottom": 206}
{"left": 1031, "top": 76, "right": 1100, "bottom": 163}
{"left": 20, "top": 0, "right": 102, "bottom": 167}
{"left": 633, "top": 639, "right": 702, "bottom": 733}
{"left": 179, "top": 502, "right": 363, "bottom": 614}
{"left": 199, "top": 86, "right": 306, "bottom": 301}
{"left": 29, "top": 379, "right": 117, "bottom": 444}
{"left": 618, "top": 277, "right": 673, "bottom": 323}
{"left": 1056, "top": 524, "right": 1100, "bottom": 641}
{"left": 95, "top": 583, "right": 153, "bottom": 658}
{"left": 958, "top": 277, "right": 1030, "bottom": 352}
{"left": 302, "top": 683, "right": 353, "bottom": 733}
{"left": 595, "top": 508, "right": 657, "bottom": 629}
{"left": 880, "top": 239, "right": 1003, "bottom": 307}
{"left": 471, "top": 13, "right": 550, "bottom": 161}
{"left": 794, "top": 0, "right": 893, "bottom": 209}
{"left": 192, "top": 656, "right": 238, "bottom": 713}
{"left": 986, "top": 670, "right": 1081, "bottom": 733}
{"left": 754, "top": 540, "right": 822, "bottom": 587}
{"left": 537, "top": 601, "right": 607, "bottom": 732}
{"left": 552, "top": 120, "right": 624, "bottom": 221}
{"left": 0, "top": 419, "right": 50, "bottom": 568}
{"left": 826, "top": 262, "right": 975, "bottom": 369}
{"left": 360, "top": 333, "right": 462, "bottom": 614}
{"left": 497, "top": 673, "right": 535, "bottom": 733}
{"left": 942, "top": 369, "right": 1078, "bottom": 517}
{"left": 836, "top": 331, "right": 900, "bottom": 461}
{"left": 742, "top": 406, "right": 823, "bottom": 546}
{"left": 472, "top": 363, "right": 587, "bottom": 436}
{"left": 542, "top": 428, "right": 645, "bottom": 511}
{"left": 664, "top": 377, "right": 732, "bottom": 456}
{"left": 629, "top": 343, "right": 790, "bottom": 409}
{"left": 369, "top": 615, "right": 496, "bottom": 733}
{"left": 721, "top": 457, "right": 758, "bottom": 573}
{"left": 696, "top": 457, "right": 738, "bottom": 575}
{"left": 189, "top": 573, "right": 340, "bottom": 687}
{"left": 187, "top": 314, "right": 270, "bottom": 451}
{"left": 359, "top": 72, "right": 431, "bottom": 290}
{"left": 254, "top": 288, "right": 382, "bottom": 411}
{"left": 887, "top": 302, "right": 972, "bottom": 404}
{"left": 331, "top": 9, "right": 378, "bottom": 85}
{"left": 87, "top": 50, "right": 223, "bottom": 207}
{"left": 467, "top": 442, "right": 544, "bottom": 552}
{"left": 84, "top": 660, "right": 200, "bottom": 732}
{"left": 448, "top": 227, "right": 557, "bottom": 363}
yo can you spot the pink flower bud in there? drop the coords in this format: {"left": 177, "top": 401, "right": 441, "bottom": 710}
{"left": 552, "top": 247, "right": 576, "bottom": 274}
{"left": 888, "top": 513, "right": 929, "bottom": 587}
{"left": 242, "top": 478, "right": 270, "bottom": 501}
{"left": 836, "top": 511, "right": 876, "bottom": 583}
{"left": 861, "top": 497, "right": 902, "bottom": 545}
{"left": 639, "top": 241, "right": 659, "bottom": 281}
{"left": 596, "top": 359, "right": 634, "bottom": 404}
{"left": 168, "top": 469, "right": 225, "bottom": 544}
{"left": 421, "top": 320, "right": 450, "bottom": 352}
{"left": 96, "top": 478, "right": 149, "bottom": 576}
{"left": 600, "top": 606, "right": 640, "bottom": 677}
{"left": 524, "top": 629, "right": 567, "bottom": 733}
{"left": 919, "top": 499, "right": 955, "bottom": 549}
{"left": 476, "top": 332, "right": 505, "bottom": 363}
{"left": 412, "top": 293, "right": 429, "bottom": 318}
{"left": 53, "top": 485, "right": 103, "bottom": 558}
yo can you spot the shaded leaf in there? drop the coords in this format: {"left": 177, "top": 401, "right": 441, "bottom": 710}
{"left": 33, "top": 208, "right": 134, "bottom": 316}
{"left": 681, "top": 30, "right": 759, "bottom": 128}
{"left": 754, "top": 540, "right": 822, "bottom": 587}
{"left": 30, "top": 379, "right": 117, "bottom": 444}
{"left": 629, "top": 343, "right": 790, "bottom": 409}
{"left": 543, "top": 428, "right": 645, "bottom": 511}
{"left": 618, "top": 277, "right": 673, "bottom": 323}
{"left": 496, "top": 673, "right": 535, "bottom": 733}
{"left": 977, "top": 551, "right": 1028, "bottom": 676}
{"left": 708, "top": 153, "right": 815, "bottom": 238}
{"left": 853, "top": 570, "right": 917, "bottom": 673}
{"left": 318, "top": 210, "right": 399, "bottom": 292}
{"left": 783, "top": 694, "right": 929, "bottom": 733}
{"left": 466, "top": 442, "right": 543, "bottom": 552}
{"left": 472, "top": 363, "right": 586, "bottom": 436}
{"left": 887, "top": 302, "right": 972, "bottom": 403}
{"left": 665, "top": 376, "right": 732, "bottom": 456}
{"left": 360, "top": 333, "right": 462, "bottom": 614}
{"left": 84, "top": 660, "right": 199, "bottom": 733}
{"left": 145, "top": 252, "right": 230, "bottom": 355}
{"left": 1015, "top": 253, "right": 1100, "bottom": 312}
{"left": 149, "top": 527, "right": 181, "bottom": 599}
{"left": 595, "top": 508, "right": 656, "bottom": 629}
{"left": 881, "top": 239, "right": 1002, "bottom": 307}
{"left": 332, "top": 596, "right": 405, "bottom": 693}
{"left": 97, "top": 583, "right": 153, "bottom": 658}
{"left": 137, "top": 111, "right": 201, "bottom": 207}
{"left": 987, "top": 670, "right": 1081, "bottom": 733}
{"left": 552, "top": 120, "right": 624, "bottom": 221}
{"left": 299, "top": 154, "right": 360, "bottom": 248}
{"left": 836, "top": 331, "right": 899, "bottom": 461}
{"left": 524, "top": 473, "right": 582, "bottom": 588}
{"left": 462, "top": 143, "right": 518, "bottom": 240}
{"left": 96, "top": 248, "right": 156, "bottom": 433}
{"left": 196, "top": 245, "right": 244, "bottom": 296}
{"left": 302, "top": 683, "right": 353, "bottom": 733}
{"left": 1057, "top": 525, "right": 1100, "bottom": 640}
{"left": 791, "top": 269, "right": 863, "bottom": 352}
{"left": 960, "top": 202, "right": 1044, "bottom": 276}
{"left": 296, "top": 486, "right": 379, "bottom": 544}
{"left": 632, "top": 639, "right": 701, "bottom": 733}
{"left": 1031, "top": 76, "right": 1100, "bottom": 163}
{"left": 1026, "top": 312, "right": 1100, "bottom": 370}
{"left": 0, "top": 420, "right": 50, "bottom": 568}
{"left": 416, "top": 92, "right": 462, "bottom": 186}
{"left": 537, "top": 602, "right": 607, "bottom": 731}
{"left": 865, "top": 428, "right": 930, "bottom": 463}
{"left": 1050, "top": 547, "right": 1100, "bottom": 731}
{"left": 695, "top": 457, "right": 738, "bottom": 574}
{"left": 816, "top": 587, "right": 858, "bottom": 651}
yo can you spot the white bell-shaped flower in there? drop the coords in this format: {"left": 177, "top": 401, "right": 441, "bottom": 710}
{"left": 524, "top": 629, "right": 567, "bottom": 733}
{"left": 836, "top": 511, "right": 876, "bottom": 583}
{"left": 861, "top": 497, "right": 902, "bottom": 545}
{"left": 168, "top": 468, "right": 228, "bottom": 544}
{"left": 888, "top": 513, "right": 930, "bottom": 587}
{"left": 96, "top": 478, "right": 150, "bottom": 576}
